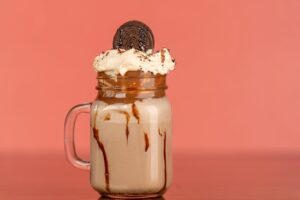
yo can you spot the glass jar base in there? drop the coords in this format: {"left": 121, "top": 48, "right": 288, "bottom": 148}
{"left": 102, "top": 193, "right": 163, "bottom": 199}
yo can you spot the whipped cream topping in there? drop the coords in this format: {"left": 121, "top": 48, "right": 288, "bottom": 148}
{"left": 93, "top": 48, "right": 175, "bottom": 76}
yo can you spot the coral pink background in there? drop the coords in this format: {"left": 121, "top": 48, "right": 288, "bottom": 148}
{"left": 1, "top": 0, "right": 300, "bottom": 155}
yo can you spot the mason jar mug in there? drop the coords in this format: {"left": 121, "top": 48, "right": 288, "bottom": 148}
{"left": 64, "top": 71, "right": 173, "bottom": 199}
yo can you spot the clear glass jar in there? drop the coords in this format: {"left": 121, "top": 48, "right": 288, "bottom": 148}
{"left": 64, "top": 71, "right": 172, "bottom": 199}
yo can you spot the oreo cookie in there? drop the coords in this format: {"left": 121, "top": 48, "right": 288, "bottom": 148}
{"left": 113, "top": 20, "right": 154, "bottom": 52}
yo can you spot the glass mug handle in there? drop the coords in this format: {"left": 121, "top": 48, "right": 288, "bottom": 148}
{"left": 64, "top": 102, "right": 91, "bottom": 170}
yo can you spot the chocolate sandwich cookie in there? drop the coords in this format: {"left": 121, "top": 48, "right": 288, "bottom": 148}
{"left": 113, "top": 20, "right": 154, "bottom": 52}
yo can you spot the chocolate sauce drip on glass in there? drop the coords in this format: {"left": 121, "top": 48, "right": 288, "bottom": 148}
{"left": 118, "top": 111, "right": 130, "bottom": 142}
{"left": 162, "top": 131, "right": 167, "bottom": 191}
{"left": 158, "top": 131, "right": 167, "bottom": 194}
{"left": 144, "top": 132, "right": 149, "bottom": 152}
{"left": 104, "top": 113, "right": 111, "bottom": 121}
{"left": 158, "top": 128, "right": 163, "bottom": 136}
{"left": 96, "top": 71, "right": 167, "bottom": 104}
{"left": 132, "top": 103, "right": 140, "bottom": 124}
{"left": 92, "top": 127, "right": 110, "bottom": 192}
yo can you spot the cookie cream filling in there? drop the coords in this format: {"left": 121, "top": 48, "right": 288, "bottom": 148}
{"left": 93, "top": 48, "right": 175, "bottom": 76}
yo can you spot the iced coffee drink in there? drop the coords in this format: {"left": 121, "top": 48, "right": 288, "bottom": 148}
{"left": 64, "top": 20, "right": 175, "bottom": 199}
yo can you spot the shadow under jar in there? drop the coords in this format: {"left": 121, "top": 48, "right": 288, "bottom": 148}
{"left": 64, "top": 71, "right": 173, "bottom": 199}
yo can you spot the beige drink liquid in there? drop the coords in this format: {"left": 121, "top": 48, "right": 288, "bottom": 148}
{"left": 90, "top": 98, "right": 172, "bottom": 195}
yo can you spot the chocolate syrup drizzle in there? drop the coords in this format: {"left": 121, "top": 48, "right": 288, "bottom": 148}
{"left": 158, "top": 128, "right": 163, "bottom": 136}
{"left": 157, "top": 129, "right": 167, "bottom": 193}
{"left": 92, "top": 128, "right": 110, "bottom": 192}
{"left": 118, "top": 111, "right": 130, "bottom": 142}
{"left": 104, "top": 113, "right": 111, "bottom": 121}
{"left": 132, "top": 103, "right": 140, "bottom": 124}
{"left": 144, "top": 132, "right": 149, "bottom": 152}
{"left": 162, "top": 131, "right": 167, "bottom": 192}
{"left": 93, "top": 107, "right": 110, "bottom": 192}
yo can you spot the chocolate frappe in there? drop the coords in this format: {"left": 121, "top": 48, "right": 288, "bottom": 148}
{"left": 90, "top": 20, "right": 174, "bottom": 197}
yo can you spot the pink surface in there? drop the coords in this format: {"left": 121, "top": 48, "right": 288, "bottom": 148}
{"left": 2, "top": 153, "right": 300, "bottom": 199}
{"left": 1, "top": 0, "right": 300, "bottom": 154}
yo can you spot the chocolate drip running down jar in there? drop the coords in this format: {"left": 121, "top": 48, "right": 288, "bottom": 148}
{"left": 64, "top": 20, "right": 175, "bottom": 199}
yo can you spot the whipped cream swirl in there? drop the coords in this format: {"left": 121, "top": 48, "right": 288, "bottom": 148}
{"left": 93, "top": 48, "right": 175, "bottom": 76}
